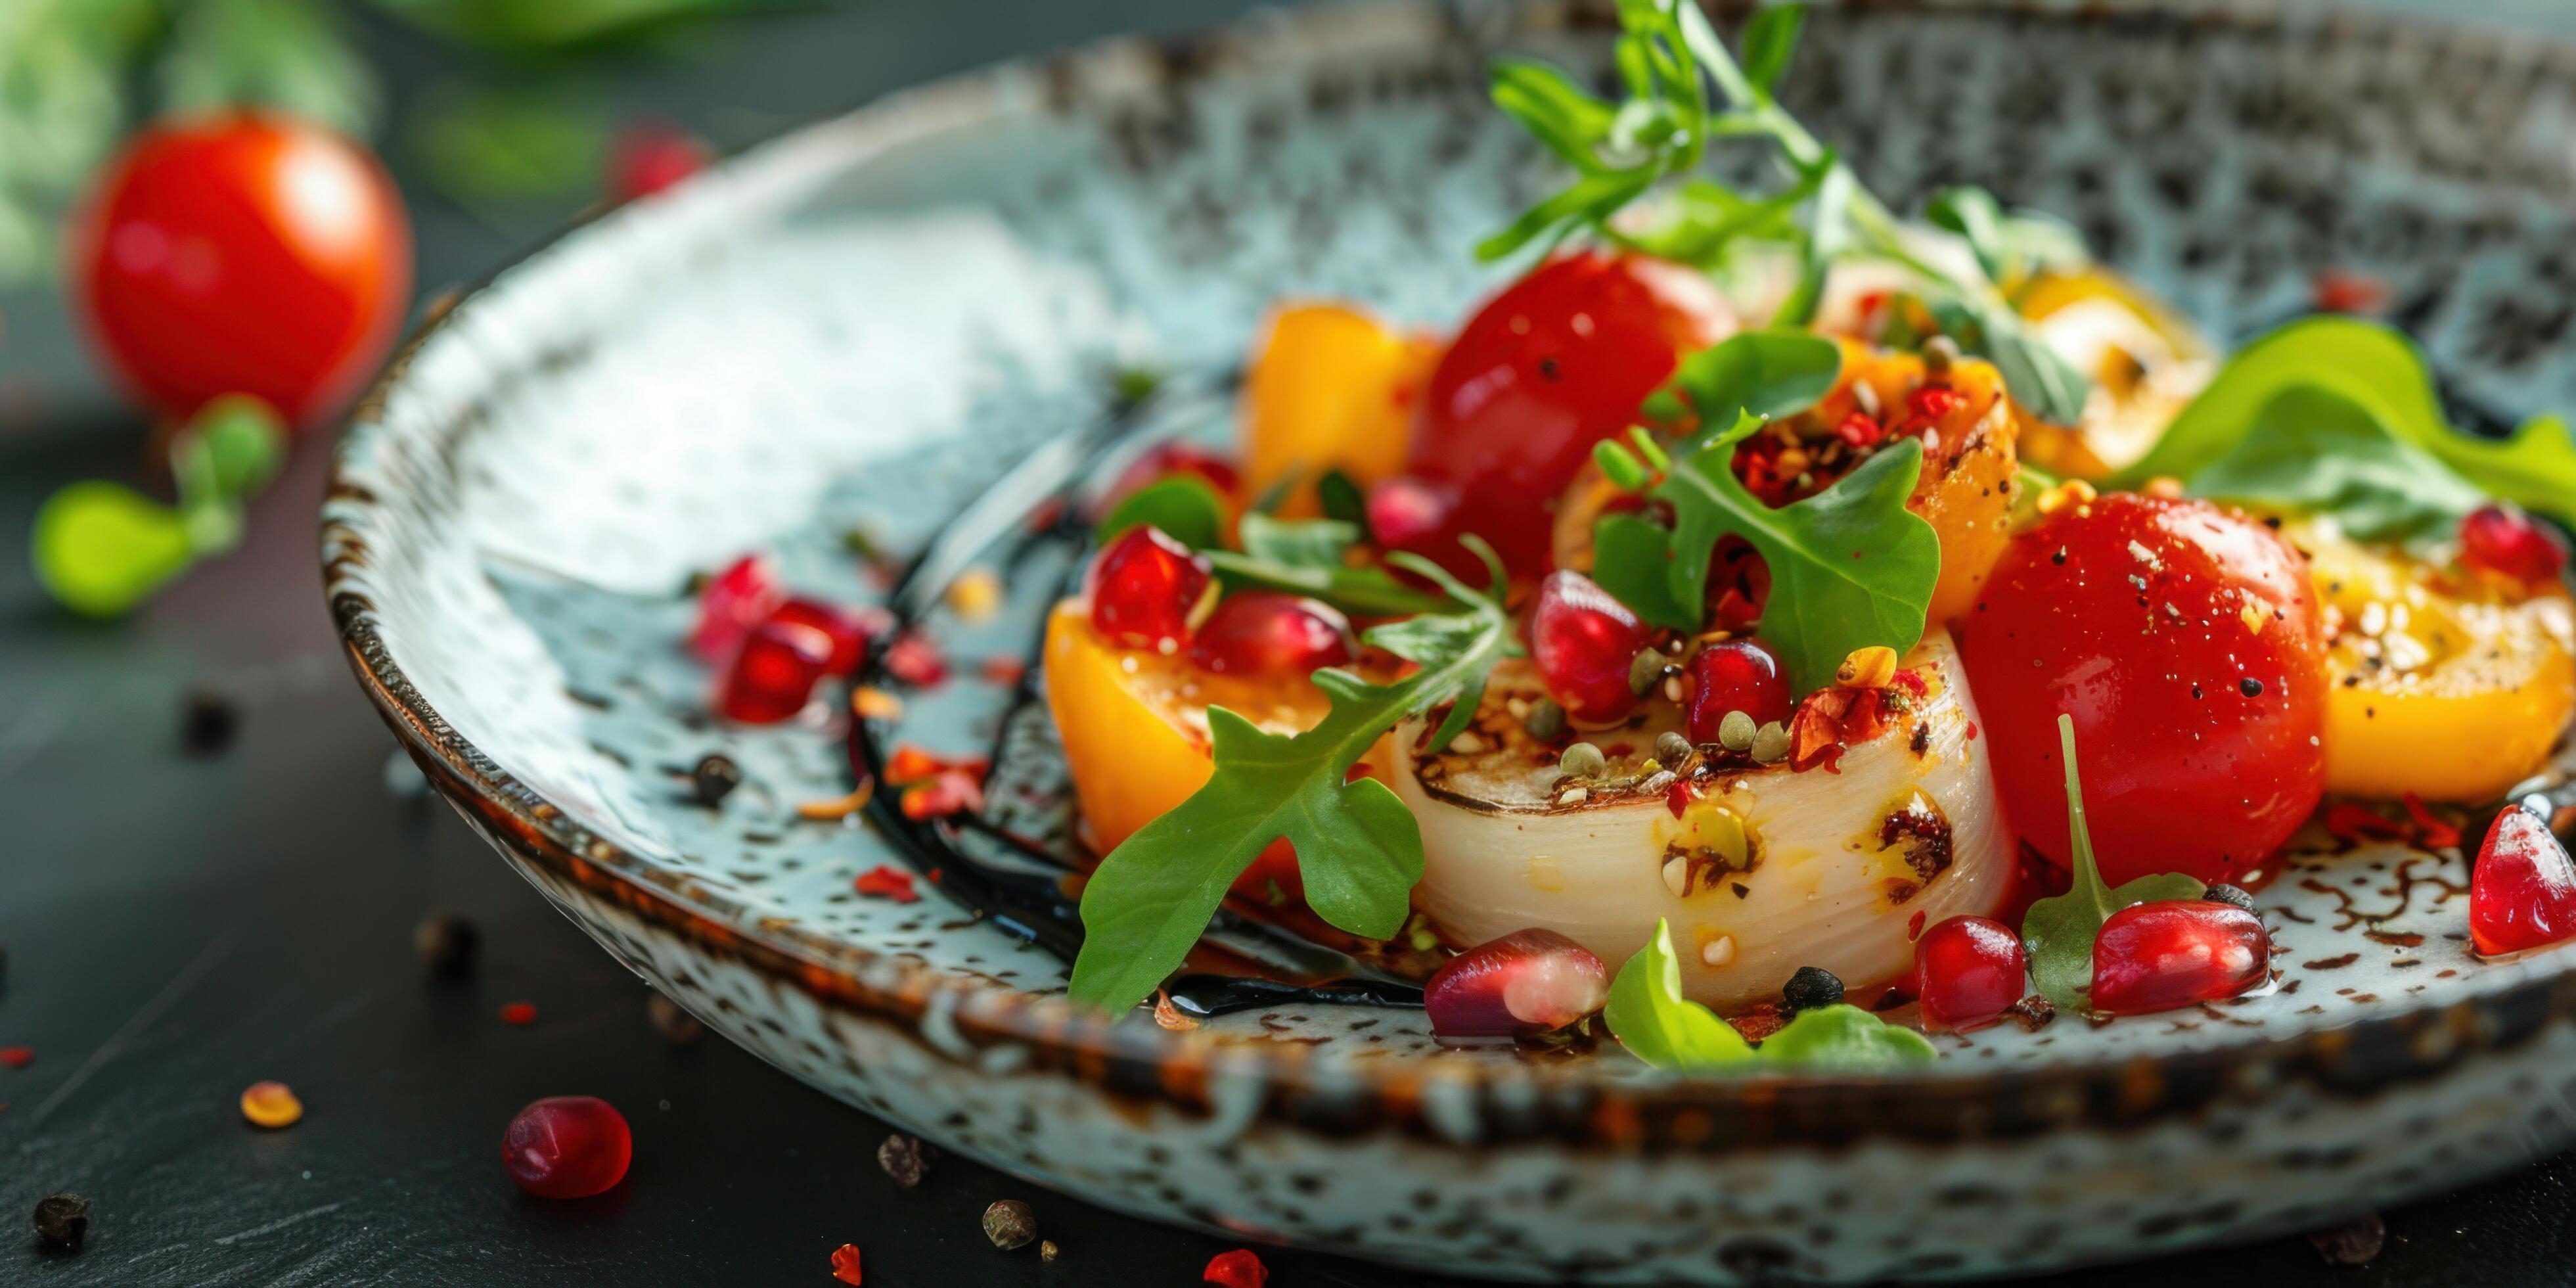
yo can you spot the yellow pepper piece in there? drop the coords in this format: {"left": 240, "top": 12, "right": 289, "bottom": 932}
{"left": 1238, "top": 302, "right": 1440, "bottom": 517}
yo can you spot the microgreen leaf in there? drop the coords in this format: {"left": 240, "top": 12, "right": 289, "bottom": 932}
{"left": 2187, "top": 385, "right": 2489, "bottom": 546}
{"left": 1757, "top": 1003, "right": 1939, "bottom": 1070}
{"left": 1316, "top": 469, "right": 1368, "bottom": 531}
{"left": 1603, "top": 919, "right": 1755, "bottom": 1069}
{"left": 1921, "top": 294, "right": 2092, "bottom": 428}
{"left": 1236, "top": 512, "right": 1350, "bottom": 569}
{"left": 2020, "top": 714, "right": 2206, "bottom": 1014}
{"left": 2110, "top": 317, "right": 2576, "bottom": 528}
{"left": 1204, "top": 515, "right": 1449, "bottom": 618}
{"left": 30, "top": 482, "right": 201, "bottom": 619}
{"left": 1590, "top": 511, "right": 1695, "bottom": 631}
{"left": 1095, "top": 476, "right": 1225, "bottom": 551}
{"left": 1641, "top": 329, "right": 1845, "bottom": 432}
{"left": 1067, "top": 563, "right": 1520, "bottom": 1013}
{"left": 1738, "top": 3, "right": 1806, "bottom": 99}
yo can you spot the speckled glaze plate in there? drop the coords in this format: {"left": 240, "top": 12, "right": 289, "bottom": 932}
{"left": 327, "top": 2, "right": 2576, "bottom": 1280}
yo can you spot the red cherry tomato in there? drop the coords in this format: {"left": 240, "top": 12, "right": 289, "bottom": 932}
{"left": 1407, "top": 251, "right": 1731, "bottom": 577}
{"left": 68, "top": 113, "right": 413, "bottom": 429}
{"left": 1958, "top": 494, "right": 2328, "bottom": 886}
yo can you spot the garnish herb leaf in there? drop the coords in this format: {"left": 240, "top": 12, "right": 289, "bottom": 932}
{"left": 1757, "top": 1003, "right": 1939, "bottom": 1070}
{"left": 1067, "top": 559, "right": 1520, "bottom": 1014}
{"left": 1095, "top": 476, "right": 1225, "bottom": 551}
{"left": 1738, "top": 2, "right": 1805, "bottom": 98}
{"left": 1236, "top": 512, "right": 1351, "bottom": 570}
{"left": 1316, "top": 469, "right": 1369, "bottom": 530}
{"left": 1590, "top": 511, "right": 1697, "bottom": 630}
{"left": 1921, "top": 294, "right": 2092, "bottom": 428}
{"left": 1603, "top": 919, "right": 1755, "bottom": 1069}
{"left": 2188, "top": 385, "right": 2489, "bottom": 546}
{"left": 2111, "top": 316, "right": 2576, "bottom": 528}
{"left": 1204, "top": 516, "right": 1449, "bottom": 618}
{"left": 1640, "top": 329, "right": 1845, "bottom": 431}
{"left": 2020, "top": 714, "right": 2206, "bottom": 1014}
{"left": 1606, "top": 919, "right": 1936, "bottom": 1070}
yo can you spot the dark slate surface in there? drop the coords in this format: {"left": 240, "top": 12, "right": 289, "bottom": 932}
{"left": 2, "top": 1, "right": 2573, "bottom": 1283}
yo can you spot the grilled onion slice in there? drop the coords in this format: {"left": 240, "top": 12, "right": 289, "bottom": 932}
{"left": 1393, "top": 629, "right": 2015, "bottom": 1009}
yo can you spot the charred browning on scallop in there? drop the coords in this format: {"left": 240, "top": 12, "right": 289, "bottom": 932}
{"left": 1880, "top": 792, "right": 1956, "bottom": 887}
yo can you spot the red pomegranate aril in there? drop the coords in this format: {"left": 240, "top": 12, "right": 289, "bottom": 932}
{"left": 501, "top": 1095, "right": 632, "bottom": 1199}
{"left": 1105, "top": 442, "right": 1241, "bottom": 510}
{"left": 1085, "top": 525, "right": 1214, "bottom": 651}
{"left": 1908, "top": 915, "right": 2027, "bottom": 1032}
{"left": 2088, "top": 900, "right": 2269, "bottom": 1015}
{"left": 1530, "top": 570, "right": 1650, "bottom": 723}
{"left": 1188, "top": 592, "right": 1355, "bottom": 678}
{"left": 1366, "top": 475, "right": 1453, "bottom": 549}
{"left": 2459, "top": 503, "right": 2568, "bottom": 586}
{"left": 690, "top": 553, "right": 782, "bottom": 664}
{"left": 769, "top": 597, "right": 876, "bottom": 676}
{"left": 2469, "top": 804, "right": 2576, "bottom": 955}
{"left": 719, "top": 618, "right": 834, "bottom": 723}
{"left": 1684, "top": 639, "right": 1792, "bottom": 744}
{"left": 1203, "top": 1248, "right": 1269, "bottom": 1288}
{"left": 607, "top": 120, "right": 708, "bottom": 201}
{"left": 1424, "top": 928, "right": 1609, "bottom": 1042}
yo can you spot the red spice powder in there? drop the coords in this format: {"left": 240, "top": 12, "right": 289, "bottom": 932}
{"left": 853, "top": 865, "right": 919, "bottom": 904}
{"left": 0, "top": 1047, "right": 32, "bottom": 1070}
{"left": 499, "top": 1003, "right": 538, "bottom": 1026}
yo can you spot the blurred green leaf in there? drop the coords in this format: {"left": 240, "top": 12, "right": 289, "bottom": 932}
{"left": 157, "top": 0, "right": 379, "bottom": 137}
{"left": 31, "top": 481, "right": 200, "bottom": 618}
{"left": 409, "top": 83, "right": 604, "bottom": 202}
{"left": 0, "top": 0, "right": 162, "bottom": 286}
{"left": 183, "top": 394, "right": 290, "bottom": 499}
{"left": 368, "top": 0, "right": 778, "bottom": 55}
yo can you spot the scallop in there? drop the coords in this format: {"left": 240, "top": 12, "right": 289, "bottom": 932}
{"left": 1395, "top": 628, "right": 2015, "bottom": 1009}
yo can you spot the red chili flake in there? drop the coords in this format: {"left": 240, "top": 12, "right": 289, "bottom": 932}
{"left": 2402, "top": 793, "right": 2464, "bottom": 850}
{"left": 2313, "top": 270, "right": 2390, "bottom": 315}
{"left": 1964, "top": 720, "right": 1979, "bottom": 743}
{"left": 1665, "top": 775, "right": 1698, "bottom": 819}
{"left": 0, "top": 1047, "right": 32, "bottom": 1070}
{"left": 499, "top": 1003, "right": 538, "bottom": 1026}
{"left": 882, "top": 633, "right": 950, "bottom": 687}
{"left": 1203, "top": 1248, "right": 1269, "bottom": 1288}
{"left": 1344, "top": 762, "right": 1374, "bottom": 783}
{"left": 1889, "top": 668, "right": 1930, "bottom": 699}
{"left": 1834, "top": 411, "right": 1886, "bottom": 449}
{"left": 978, "top": 656, "right": 1027, "bottom": 687}
{"left": 1853, "top": 290, "right": 1891, "bottom": 327}
{"left": 2325, "top": 802, "right": 2410, "bottom": 847}
{"left": 1787, "top": 689, "right": 1853, "bottom": 773}
{"left": 829, "top": 1243, "right": 865, "bottom": 1285}
{"left": 884, "top": 745, "right": 990, "bottom": 788}
{"left": 898, "top": 772, "right": 986, "bottom": 821}
{"left": 1907, "top": 910, "right": 1928, "bottom": 942}
{"left": 1907, "top": 385, "right": 1964, "bottom": 421}
{"left": 853, "top": 865, "right": 919, "bottom": 904}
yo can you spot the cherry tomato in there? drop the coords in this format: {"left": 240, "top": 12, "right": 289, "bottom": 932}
{"left": 68, "top": 114, "right": 413, "bottom": 429}
{"left": 1958, "top": 494, "right": 2328, "bottom": 886}
{"left": 1405, "top": 251, "right": 1731, "bottom": 577}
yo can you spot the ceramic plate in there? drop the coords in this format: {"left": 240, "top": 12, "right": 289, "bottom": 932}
{"left": 327, "top": 2, "right": 2576, "bottom": 1279}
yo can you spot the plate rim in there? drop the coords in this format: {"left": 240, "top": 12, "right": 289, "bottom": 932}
{"left": 323, "top": 0, "right": 2576, "bottom": 1149}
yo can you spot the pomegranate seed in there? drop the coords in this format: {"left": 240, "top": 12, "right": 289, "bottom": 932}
{"left": 1423, "top": 928, "right": 1609, "bottom": 1042}
{"left": 2469, "top": 804, "right": 2576, "bottom": 955}
{"left": 1907, "top": 915, "right": 2026, "bottom": 1032}
{"left": 882, "top": 632, "right": 949, "bottom": 687}
{"left": 899, "top": 773, "right": 986, "bottom": 820}
{"left": 1530, "top": 570, "right": 1650, "bottom": 724}
{"left": 2088, "top": 901, "right": 2269, "bottom": 1015}
{"left": 769, "top": 598, "right": 877, "bottom": 676}
{"left": 1834, "top": 411, "right": 1885, "bottom": 449}
{"left": 501, "top": 1096, "right": 631, "bottom": 1199}
{"left": 1365, "top": 475, "right": 1455, "bottom": 551}
{"left": 885, "top": 745, "right": 989, "bottom": 785}
{"left": 1, "top": 1046, "right": 32, "bottom": 1069}
{"left": 608, "top": 121, "right": 708, "bottom": 200}
{"left": 717, "top": 618, "right": 834, "bottom": 723}
{"left": 1104, "top": 442, "right": 1240, "bottom": 510}
{"left": 690, "top": 554, "right": 782, "bottom": 664}
{"left": 2459, "top": 503, "right": 2567, "bottom": 586}
{"left": 1188, "top": 592, "right": 1356, "bottom": 678}
{"left": 1085, "top": 526, "right": 1214, "bottom": 651}
{"left": 830, "top": 1243, "right": 865, "bottom": 1285}
{"left": 853, "top": 864, "right": 920, "bottom": 903}
{"left": 499, "top": 1002, "right": 538, "bottom": 1025}
{"left": 1684, "top": 639, "right": 1792, "bottom": 744}
{"left": 1204, "top": 1248, "right": 1269, "bottom": 1288}
{"left": 1907, "top": 385, "right": 1964, "bottom": 421}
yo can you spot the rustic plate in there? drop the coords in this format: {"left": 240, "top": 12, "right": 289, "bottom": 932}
{"left": 326, "top": 2, "right": 2576, "bottom": 1280}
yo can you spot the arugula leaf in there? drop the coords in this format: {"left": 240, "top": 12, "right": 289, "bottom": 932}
{"left": 1589, "top": 511, "right": 1697, "bottom": 631}
{"left": 1641, "top": 329, "right": 1845, "bottom": 430}
{"left": 1316, "top": 469, "right": 1368, "bottom": 530}
{"left": 1094, "top": 476, "right": 1226, "bottom": 551}
{"left": 2112, "top": 317, "right": 2576, "bottom": 527}
{"left": 1757, "top": 1003, "right": 1938, "bottom": 1070}
{"left": 1921, "top": 294, "right": 2092, "bottom": 428}
{"left": 1204, "top": 515, "right": 1449, "bottom": 618}
{"left": 1605, "top": 919, "right": 1937, "bottom": 1071}
{"left": 2020, "top": 714, "right": 2205, "bottom": 1013}
{"left": 1603, "top": 919, "right": 1755, "bottom": 1069}
{"left": 1066, "top": 555, "right": 1520, "bottom": 1013}
{"left": 2189, "top": 385, "right": 2489, "bottom": 545}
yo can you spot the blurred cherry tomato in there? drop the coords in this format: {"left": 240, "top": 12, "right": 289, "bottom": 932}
{"left": 607, "top": 121, "right": 710, "bottom": 202}
{"left": 1404, "top": 251, "right": 1731, "bottom": 577}
{"left": 68, "top": 113, "right": 413, "bottom": 430}
{"left": 1958, "top": 494, "right": 2329, "bottom": 886}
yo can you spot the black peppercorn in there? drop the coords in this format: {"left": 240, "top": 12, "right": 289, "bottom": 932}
{"left": 1781, "top": 965, "right": 1844, "bottom": 1013}
{"left": 982, "top": 1199, "right": 1037, "bottom": 1250}
{"left": 878, "top": 1134, "right": 930, "bottom": 1188}
{"left": 414, "top": 912, "right": 480, "bottom": 981}
{"left": 689, "top": 754, "right": 742, "bottom": 808}
{"left": 33, "top": 1193, "right": 87, "bottom": 1251}
{"left": 2204, "top": 883, "right": 2257, "bottom": 912}
{"left": 2240, "top": 677, "right": 2265, "bottom": 697}
{"left": 178, "top": 691, "right": 238, "bottom": 757}
{"left": 646, "top": 992, "right": 703, "bottom": 1044}
{"left": 2307, "top": 1214, "right": 2385, "bottom": 1266}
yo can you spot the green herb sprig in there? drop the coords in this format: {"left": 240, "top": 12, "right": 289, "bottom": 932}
{"left": 32, "top": 394, "right": 286, "bottom": 617}
{"left": 1604, "top": 918, "right": 1937, "bottom": 1071}
{"left": 1483, "top": 0, "right": 2093, "bottom": 424}
{"left": 1066, "top": 545, "right": 1520, "bottom": 1014}
{"left": 2018, "top": 715, "right": 2205, "bottom": 1014}
{"left": 1095, "top": 477, "right": 1449, "bottom": 618}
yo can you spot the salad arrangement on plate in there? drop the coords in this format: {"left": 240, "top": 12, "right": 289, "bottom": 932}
{"left": 698, "top": 1, "right": 2576, "bottom": 1071}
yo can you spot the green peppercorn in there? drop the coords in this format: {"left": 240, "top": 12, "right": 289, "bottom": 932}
{"left": 1655, "top": 730, "right": 1693, "bottom": 764}
{"left": 1628, "top": 649, "right": 1665, "bottom": 695}
{"left": 1524, "top": 699, "right": 1566, "bottom": 741}
{"left": 1750, "top": 720, "right": 1791, "bottom": 764}
{"left": 1559, "top": 742, "right": 1607, "bottom": 778}
{"left": 1718, "top": 710, "right": 1757, "bottom": 752}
